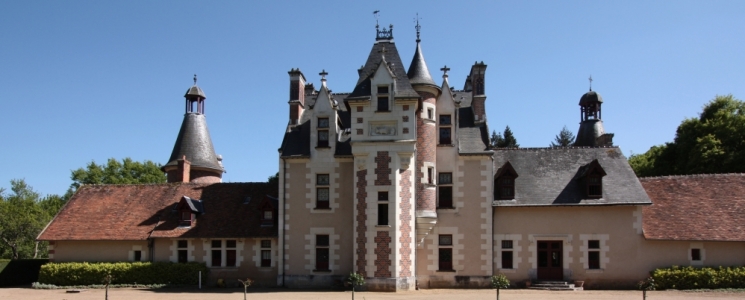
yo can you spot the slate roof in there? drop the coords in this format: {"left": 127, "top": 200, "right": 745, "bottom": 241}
{"left": 640, "top": 174, "right": 745, "bottom": 241}
{"left": 279, "top": 93, "right": 352, "bottom": 158}
{"left": 579, "top": 90, "right": 603, "bottom": 105}
{"left": 185, "top": 85, "right": 206, "bottom": 98}
{"left": 574, "top": 119, "right": 606, "bottom": 147}
{"left": 37, "top": 182, "right": 278, "bottom": 241}
{"left": 164, "top": 113, "right": 223, "bottom": 173}
{"left": 492, "top": 147, "right": 652, "bottom": 206}
{"left": 347, "top": 40, "right": 420, "bottom": 100}
{"left": 407, "top": 41, "right": 437, "bottom": 88}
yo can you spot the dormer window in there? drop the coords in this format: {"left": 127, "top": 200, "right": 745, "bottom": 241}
{"left": 580, "top": 159, "right": 606, "bottom": 199}
{"left": 377, "top": 86, "right": 389, "bottom": 112}
{"left": 177, "top": 196, "right": 203, "bottom": 227}
{"left": 262, "top": 209, "right": 273, "bottom": 227}
{"left": 317, "top": 118, "right": 329, "bottom": 147}
{"left": 494, "top": 162, "right": 518, "bottom": 200}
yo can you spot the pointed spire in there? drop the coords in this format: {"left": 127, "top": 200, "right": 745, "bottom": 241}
{"left": 407, "top": 16, "right": 436, "bottom": 87}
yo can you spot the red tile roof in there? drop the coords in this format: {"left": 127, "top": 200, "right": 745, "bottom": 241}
{"left": 38, "top": 182, "right": 277, "bottom": 241}
{"left": 641, "top": 174, "right": 745, "bottom": 241}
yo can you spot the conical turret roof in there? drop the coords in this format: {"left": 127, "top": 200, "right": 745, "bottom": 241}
{"left": 163, "top": 113, "right": 223, "bottom": 173}
{"left": 407, "top": 41, "right": 437, "bottom": 87}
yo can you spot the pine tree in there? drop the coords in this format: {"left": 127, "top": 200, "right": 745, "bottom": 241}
{"left": 490, "top": 130, "right": 504, "bottom": 149}
{"left": 498, "top": 126, "right": 519, "bottom": 148}
{"left": 550, "top": 126, "right": 575, "bottom": 147}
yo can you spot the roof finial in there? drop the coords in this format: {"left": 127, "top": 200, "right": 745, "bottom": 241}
{"left": 440, "top": 65, "right": 450, "bottom": 78}
{"left": 193, "top": 74, "right": 197, "bottom": 85}
{"left": 319, "top": 69, "right": 328, "bottom": 81}
{"left": 589, "top": 75, "right": 593, "bottom": 91}
{"left": 373, "top": 10, "right": 380, "bottom": 28}
{"left": 415, "top": 13, "right": 422, "bottom": 42}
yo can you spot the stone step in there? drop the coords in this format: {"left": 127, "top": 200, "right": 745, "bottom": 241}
{"left": 529, "top": 281, "right": 583, "bottom": 291}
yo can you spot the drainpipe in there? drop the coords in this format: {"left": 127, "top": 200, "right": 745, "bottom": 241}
{"left": 281, "top": 157, "right": 287, "bottom": 287}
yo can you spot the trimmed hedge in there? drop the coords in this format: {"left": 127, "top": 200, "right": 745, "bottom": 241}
{"left": 38, "top": 262, "right": 208, "bottom": 286}
{"left": 0, "top": 259, "right": 49, "bottom": 287}
{"left": 652, "top": 266, "right": 745, "bottom": 290}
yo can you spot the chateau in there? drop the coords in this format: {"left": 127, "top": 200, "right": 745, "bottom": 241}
{"left": 38, "top": 24, "right": 745, "bottom": 291}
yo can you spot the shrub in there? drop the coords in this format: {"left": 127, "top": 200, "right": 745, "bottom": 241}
{"left": 38, "top": 262, "right": 208, "bottom": 286}
{"left": 651, "top": 266, "right": 745, "bottom": 290}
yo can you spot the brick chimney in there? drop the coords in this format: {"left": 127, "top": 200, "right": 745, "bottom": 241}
{"left": 177, "top": 155, "right": 191, "bottom": 183}
{"left": 288, "top": 69, "right": 306, "bottom": 125}
{"left": 468, "top": 62, "right": 487, "bottom": 124}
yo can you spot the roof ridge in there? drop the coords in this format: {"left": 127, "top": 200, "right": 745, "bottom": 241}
{"left": 78, "top": 181, "right": 270, "bottom": 188}
{"left": 638, "top": 173, "right": 745, "bottom": 180}
{"left": 493, "top": 146, "right": 620, "bottom": 151}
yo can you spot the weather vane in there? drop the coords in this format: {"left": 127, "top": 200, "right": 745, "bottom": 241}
{"left": 373, "top": 10, "right": 380, "bottom": 28}
{"left": 415, "top": 13, "right": 422, "bottom": 42}
{"left": 193, "top": 74, "right": 197, "bottom": 85}
{"left": 589, "top": 75, "right": 593, "bottom": 91}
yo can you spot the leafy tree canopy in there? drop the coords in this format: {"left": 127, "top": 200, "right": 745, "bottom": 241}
{"left": 0, "top": 179, "right": 62, "bottom": 259}
{"left": 629, "top": 95, "right": 745, "bottom": 176}
{"left": 68, "top": 158, "right": 166, "bottom": 196}
{"left": 550, "top": 126, "right": 576, "bottom": 147}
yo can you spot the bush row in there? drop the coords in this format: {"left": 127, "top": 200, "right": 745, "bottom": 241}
{"left": 38, "top": 262, "right": 208, "bottom": 286}
{"left": 652, "top": 266, "right": 745, "bottom": 290}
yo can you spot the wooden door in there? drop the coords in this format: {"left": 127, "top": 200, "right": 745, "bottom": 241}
{"left": 537, "top": 241, "right": 563, "bottom": 281}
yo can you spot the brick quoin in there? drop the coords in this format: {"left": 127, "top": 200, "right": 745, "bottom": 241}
{"left": 416, "top": 92, "right": 437, "bottom": 211}
{"left": 374, "top": 151, "right": 391, "bottom": 186}
{"left": 355, "top": 169, "right": 368, "bottom": 274}
{"left": 374, "top": 231, "right": 392, "bottom": 278}
{"left": 398, "top": 169, "right": 412, "bottom": 277}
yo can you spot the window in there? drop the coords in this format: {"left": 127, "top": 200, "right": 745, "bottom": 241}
{"left": 211, "top": 240, "right": 222, "bottom": 267}
{"left": 226, "top": 240, "right": 236, "bottom": 267}
{"left": 261, "top": 240, "right": 271, "bottom": 267}
{"left": 134, "top": 250, "right": 142, "bottom": 262}
{"left": 316, "top": 174, "right": 330, "bottom": 209}
{"left": 438, "top": 235, "right": 453, "bottom": 271}
{"left": 439, "top": 115, "right": 452, "bottom": 145}
{"left": 180, "top": 211, "right": 192, "bottom": 226}
{"left": 427, "top": 167, "right": 434, "bottom": 185}
{"left": 587, "top": 176, "right": 602, "bottom": 198}
{"left": 177, "top": 240, "right": 188, "bottom": 263}
{"left": 378, "top": 191, "right": 389, "bottom": 225}
{"left": 377, "top": 86, "right": 389, "bottom": 111}
{"left": 496, "top": 176, "right": 514, "bottom": 200}
{"left": 427, "top": 108, "right": 434, "bottom": 120}
{"left": 438, "top": 173, "right": 453, "bottom": 208}
{"left": 501, "top": 240, "right": 513, "bottom": 269}
{"left": 691, "top": 248, "right": 701, "bottom": 261}
{"left": 588, "top": 240, "right": 600, "bottom": 269}
{"left": 316, "top": 235, "right": 330, "bottom": 271}
{"left": 317, "top": 118, "right": 329, "bottom": 147}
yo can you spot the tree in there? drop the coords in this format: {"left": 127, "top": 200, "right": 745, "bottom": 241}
{"left": 68, "top": 158, "right": 166, "bottom": 197}
{"left": 629, "top": 95, "right": 745, "bottom": 176}
{"left": 550, "top": 126, "right": 575, "bottom": 147}
{"left": 491, "top": 274, "right": 510, "bottom": 300}
{"left": 491, "top": 126, "right": 519, "bottom": 148}
{"left": 346, "top": 272, "right": 365, "bottom": 300}
{"left": 237, "top": 278, "right": 254, "bottom": 300}
{"left": 638, "top": 277, "right": 656, "bottom": 300}
{"left": 0, "top": 179, "right": 59, "bottom": 259}
{"left": 490, "top": 130, "right": 504, "bottom": 149}
{"left": 267, "top": 172, "right": 279, "bottom": 188}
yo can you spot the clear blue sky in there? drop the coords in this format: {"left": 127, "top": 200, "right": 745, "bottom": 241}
{"left": 2, "top": 1, "right": 744, "bottom": 196}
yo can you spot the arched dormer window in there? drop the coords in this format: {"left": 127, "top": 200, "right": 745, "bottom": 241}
{"left": 258, "top": 197, "right": 277, "bottom": 227}
{"left": 494, "top": 162, "right": 518, "bottom": 200}
{"left": 580, "top": 159, "right": 606, "bottom": 199}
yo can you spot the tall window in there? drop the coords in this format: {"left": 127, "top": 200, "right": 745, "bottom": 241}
{"left": 378, "top": 191, "right": 389, "bottom": 225}
{"left": 262, "top": 209, "right": 273, "bottom": 226}
{"left": 496, "top": 176, "right": 515, "bottom": 200}
{"left": 261, "top": 240, "right": 272, "bottom": 267}
{"left": 377, "top": 86, "right": 389, "bottom": 111}
{"left": 226, "top": 240, "right": 237, "bottom": 267}
{"left": 439, "top": 115, "right": 452, "bottom": 145}
{"left": 438, "top": 235, "right": 453, "bottom": 271}
{"left": 316, "top": 174, "right": 330, "bottom": 209}
{"left": 317, "top": 118, "right": 329, "bottom": 147}
{"left": 438, "top": 172, "right": 453, "bottom": 208}
{"left": 180, "top": 211, "right": 192, "bottom": 226}
{"left": 501, "top": 240, "right": 513, "bottom": 269}
{"left": 427, "top": 167, "right": 434, "bottom": 185}
{"left": 177, "top": 240, "right": 188, "bottom": 263}
{"left": 588, "top": 240, "right": 600, "bottom": 269}
{"left": 134, "top": 250, "right": 142, "bottom": 262}
{"left": 427, "top": 108, "right": 434, "bottom": 120}
{"left": 211, "top": 240, "right": 222, "bottom": 267}
{"left": 316, "top": 235, "right": 330, "bottom": 271}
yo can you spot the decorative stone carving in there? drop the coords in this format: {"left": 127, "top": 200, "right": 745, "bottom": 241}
{"left": 370, "top": 124, "right": 397, "bottom": 136}
{"left": 398, "top": 152, "right": 413, "bottom": 170}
